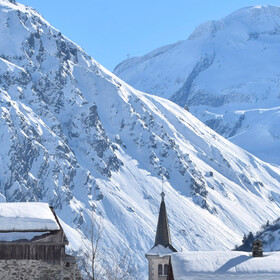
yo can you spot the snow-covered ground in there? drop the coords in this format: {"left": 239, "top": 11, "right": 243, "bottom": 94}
{"left": 114, "top": 5, "right": 280, "bottom": 165}
{"left": 172, "top": 251, "right": 280, "bottom": 280}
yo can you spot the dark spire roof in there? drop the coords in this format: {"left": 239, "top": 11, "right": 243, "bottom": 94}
{"left": 153, "top": 192, "right": 177, "bottom": 252}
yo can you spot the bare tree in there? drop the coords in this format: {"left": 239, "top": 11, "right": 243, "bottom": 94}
{"left": 105, "top": 249, "right": 135, "bottom": 280}
{"left": 80, "top": 211, "right": 138, "bottom": 280}
{"left": 80, "top": 212, "right": 104, "bottom": 280}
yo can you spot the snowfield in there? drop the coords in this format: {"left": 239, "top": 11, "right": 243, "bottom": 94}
{"left": 0, "top": 1, "right": 280, "bottom": 278}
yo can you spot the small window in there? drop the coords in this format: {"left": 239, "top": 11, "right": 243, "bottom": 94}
{"left": 158, "top": 264, "right": 163, "bottom": 276}
{"left": 65, "top": 262, "right": 70, "bottom": 268}
{"left": 164, "top": 264, "right": 169, "bottom": 275}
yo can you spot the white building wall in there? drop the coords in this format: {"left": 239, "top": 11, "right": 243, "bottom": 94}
{"left": 146, "top": 255, "right": 170, "bottom": 280}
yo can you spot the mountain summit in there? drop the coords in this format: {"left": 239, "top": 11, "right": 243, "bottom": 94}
{"left": 114, "top": 5, "right": 280, "bottom": 165}
{"left": 1, "top": 2, "right": 280, "bottom": 278}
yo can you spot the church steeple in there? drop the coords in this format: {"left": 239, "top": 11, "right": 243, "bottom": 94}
{"left": 153, "top": 192, "right": 177, "bottom": 252}
{"left": 146, "top": 191, "right": 177, "bottom": 280}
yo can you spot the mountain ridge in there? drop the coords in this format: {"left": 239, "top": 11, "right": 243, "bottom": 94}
{"left": 114, "top": 5, "right": 280, "bottom": 165}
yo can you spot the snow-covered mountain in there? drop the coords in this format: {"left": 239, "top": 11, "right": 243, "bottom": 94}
{"left": 1, "top": 1, "right": 280, "bottom": 278}
{"left": 114, "top": 5, "right": 280, "bottom": 165}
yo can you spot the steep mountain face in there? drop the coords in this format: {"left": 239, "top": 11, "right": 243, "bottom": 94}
{"left": 1, "top": 1, "right": 280, "bottom": 278}
{"left": 114, "top": 5, "right": 280, "bottom": 165}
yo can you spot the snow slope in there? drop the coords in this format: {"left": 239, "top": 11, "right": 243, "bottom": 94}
{"left": 0, "top": 1, "right": 280, "bottom": 278}
{"left": 114, "top": 5, "right": 280, "bottom": 165}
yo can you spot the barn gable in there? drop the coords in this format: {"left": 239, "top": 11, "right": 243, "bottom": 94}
{"left": 0, "top": 202, "right": 81, "bottom": 280}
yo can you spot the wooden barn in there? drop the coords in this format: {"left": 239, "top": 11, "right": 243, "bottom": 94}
{"left": 0, "top": 202, "right": 81, "bottom": 280}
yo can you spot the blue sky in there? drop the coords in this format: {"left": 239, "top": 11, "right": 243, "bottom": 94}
{"left": 20, "top": 0, "right": 280, "bottom": 71}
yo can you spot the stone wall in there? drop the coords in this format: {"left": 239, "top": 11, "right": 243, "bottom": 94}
{"left": 0, "top": 259, "right": 82, "bottom": 280}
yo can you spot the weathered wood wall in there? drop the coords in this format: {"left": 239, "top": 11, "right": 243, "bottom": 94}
{"left": 0, "top": 244, "right": 64, "bottom": 264}
{"left": 0, "top": 230, "right": 68, "bottom": 264}
{"left": 0, "top": 207, "right": 74, "bottom": 267}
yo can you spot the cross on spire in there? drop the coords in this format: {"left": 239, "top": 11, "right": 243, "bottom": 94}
{"left": 161, "top": 173, "right": 164, "bottom": 193}
{"left": 161, "top": 191, "right": 165, "bottom": 201}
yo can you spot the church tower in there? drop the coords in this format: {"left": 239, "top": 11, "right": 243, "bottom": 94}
{"left": 146, "top": 192, "right": 177, "bottom": 280}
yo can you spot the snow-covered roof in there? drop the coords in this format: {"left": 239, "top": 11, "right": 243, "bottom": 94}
{"left": 171, "top": 251, "right": 280, "bottom": 279}
{"left": 146, "top": 244, "right": 176, "bottom": 256}
{"left": 0, "top": 231, "right": 49, "bottom": 242}
{"left": 0, "top": 202, "right": 60, "bottom": 231}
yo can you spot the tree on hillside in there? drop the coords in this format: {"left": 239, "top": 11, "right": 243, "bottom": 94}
{"left": 80, "top": 211, "right": 137, "bottom": 280}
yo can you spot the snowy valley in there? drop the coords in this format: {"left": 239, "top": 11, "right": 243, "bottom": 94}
{"left": 0, "top": 0, "right": 280, "bottom": 279}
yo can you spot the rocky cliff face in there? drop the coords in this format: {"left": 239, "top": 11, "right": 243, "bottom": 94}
{"left": 114, "top": 5, "right": 280, "bottom": 165}
{"left": 1, "top": 1, "right": 280, "bottom": 278}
